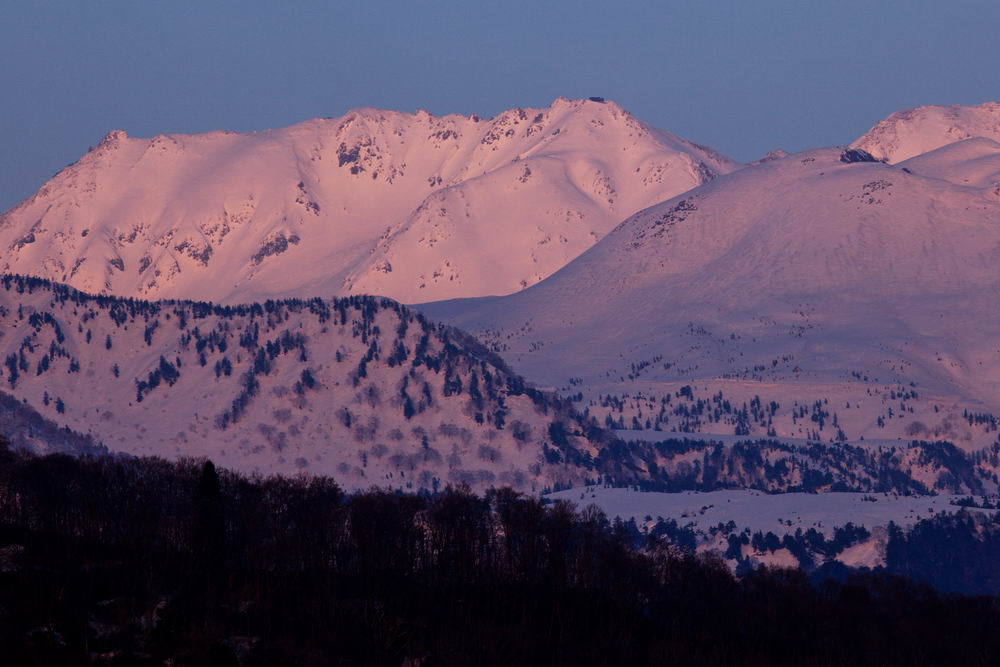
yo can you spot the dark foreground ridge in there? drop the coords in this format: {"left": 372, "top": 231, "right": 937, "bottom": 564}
{"left": 2, "top": 439, "right": 1000, "bottom": 666}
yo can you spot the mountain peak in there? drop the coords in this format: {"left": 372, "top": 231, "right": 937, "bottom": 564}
{"left": 851, "top": 101, "right": 1000, "bottom": 163}
{"left": 331, "top": 97, "right": 629, "bottom": 128}
{"left": 95, "top": 129, "right": 129, "bottom": 148}
{"left": 102, "top": 128, "right": 129, "bottom": 141}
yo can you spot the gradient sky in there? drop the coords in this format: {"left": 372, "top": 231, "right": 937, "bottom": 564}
{"left": 2, "top": 0, "right": 998, "bottom": 211}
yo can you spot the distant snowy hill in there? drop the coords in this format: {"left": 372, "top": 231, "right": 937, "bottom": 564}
{"left": 851, "top": 101, "right": 1000, "bottom": 163}
{"left": 422, "top": 145, "right": 1000, "bottom": 447}
{"left": 0, "top": 99, "right": 738, "bottom": 304}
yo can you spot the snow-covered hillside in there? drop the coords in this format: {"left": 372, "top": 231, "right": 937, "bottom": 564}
{"left": 0, "top": 98, "right": 738, "bottom": 305}
{"left": 9, "top": 274, "right": 996, "bottom": 497}
{"left": 422, "top": 145, "right": 1000, "bottom": 447}
{"left": 0, "top": 389, "right": 106, "bottom": 457}
{"left": 0, "top": 274, "right": 634, "bottom": 493}
{"left": 851, "top": 101, "right": 1000, "bottom": 163}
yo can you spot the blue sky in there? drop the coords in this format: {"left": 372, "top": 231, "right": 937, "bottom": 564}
{"left": 1, "top": 0, "right": 998, "bottom": 210}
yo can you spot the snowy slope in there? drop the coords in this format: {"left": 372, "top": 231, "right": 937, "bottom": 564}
{"left": 0, "top": 99, "right": 738, "bottom": 305}
{"left": 421, "top": 146, "right": 1000, "bottom": 446}
{"left": 851, "top": 101, "right": 1000, "bottom": 163}
{"left": 0, "top": 275, "right": 632, "bottom": 493}
{"left": 0, "top": 389, "right": 106, "bottom": 457}
{"left": 897, "top": 137, "right": 1000, "bottom": 189}
{"left": 546, "top": 487, "right": 987, "bottom": 538}
{"left": 7, "top": 274, "right": 1000, "bottom": 497}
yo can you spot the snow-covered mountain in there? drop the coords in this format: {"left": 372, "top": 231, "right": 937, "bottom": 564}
{"left": 0, "top": 98, "right": 738, "bottom": 305}
{"left": 422, "top": 144, "right": 1000, "bottom": 447}
{"left": 8, "top": 99, "right": 1000, "bottom": 484}
{"left": 851, "top": 101, "right": 1000, "bottom": 163}
{"left": 0, "top": 274, "right": 638, "bottom": 492}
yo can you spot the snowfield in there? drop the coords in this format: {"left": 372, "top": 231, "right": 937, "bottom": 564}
{"left": 545, "top": 486, "right": 989, "bottom": 537}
